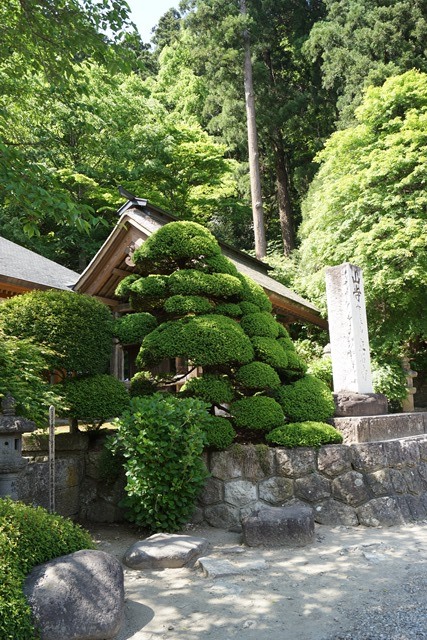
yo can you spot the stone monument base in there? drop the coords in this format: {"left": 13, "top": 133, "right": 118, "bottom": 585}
{"left": 331, "top": 411, "right": 427, "bottom": 444}
{"left": 333, "top": 391, "right": 388, "bottom": 417}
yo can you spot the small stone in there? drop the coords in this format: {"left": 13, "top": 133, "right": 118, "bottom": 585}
{"left": 242, "top": 504, "right": 315, "bottom": 547}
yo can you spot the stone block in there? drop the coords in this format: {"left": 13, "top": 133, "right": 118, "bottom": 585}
{"left": 383, "top": 440, "right": 405, "bottom": 469}
{"left": 418, "top": 461, "right": 427, "bottom": 484}
{"left": 331, "top": 471, "right": 371, "bottom": 507}
{"left": 399, "top": 439, "right": 420, "bottom": 466}
{"left": 389, "top": 469, "right": 407, "bottom": 494}
{"left": 199, "top": 477, "right": 224, "bottom": 505}
{"left": 332, "top": 417, "right": 369, "bottom": 444}
{"left": 365, "top": 469, "right": 394, "bottom": 497}
{"left": 417, "top": 436, "right": 427, "bottom": 460}
{"left": 258, "top": 477, "right": 293, "bottom": 504}
{"left": 332, "top": 414, "right": 426, "bottom": 444}
{"left": 24, "top": 550, "right": 124, "bottom": 640}
{"left": 239, "top": 500, "right": 269, "bottom": 522}
{"left": 357, "top": 497, "right": 405, "bottom": 527}
{"left": 242, "top": 505, "right": 315, "bottom": 547}
{"left": 295, "top": 473, "right": 331, "bottom": 503}
{"left": 401, "top": 468, "right": 425, "bottom": 495}
{"left": 351, "top": 442, "right": 387, "bottom": 473}
{"left": 333, "top": 392, "right": 388, "bottom": 417}
{"left": 240, "top": 445, "right": 271, "bottom": 481}
{"left": 210, "top": 449, "right": 244, "bottom": 480}
{"left": 317, "top": 445, "right": 352, "bottom": 477}
{"left": 275, "top": 448, "right": 316, "bottom": 478}
{"left": 396, "top": 495, "right": 427, "bottom": 523}
{"left": 204, "top": 503, "right": 241, "bottom": 531}
{"left": 123, "top": 534, "right": 210, "bottom": 569}
{"left": 314, "top": 499, "right": 359, "bottom": 526}
{"left": 224, "top": 480, "right": 257, "bottom": 506}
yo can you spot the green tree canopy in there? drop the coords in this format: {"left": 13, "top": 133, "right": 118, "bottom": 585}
{"left": 297, "top": 70, "right": 427, "bottom": 359}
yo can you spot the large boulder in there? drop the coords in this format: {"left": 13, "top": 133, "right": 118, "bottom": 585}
{"left": 23, "top": 549, "right": 124, "bottom": 640}
{"left": 242, "top": 504, "right": 315, "bottom": 547}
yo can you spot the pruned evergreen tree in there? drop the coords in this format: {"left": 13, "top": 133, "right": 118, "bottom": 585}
{"left": 115, "top": 220, "right": 339, "bottom": 447}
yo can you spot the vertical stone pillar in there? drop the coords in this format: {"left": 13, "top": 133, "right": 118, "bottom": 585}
{"left": 325, "top": 264, "right": 387, "bottom": 416}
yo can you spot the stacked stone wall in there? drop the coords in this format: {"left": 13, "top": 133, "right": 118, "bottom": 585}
{"left": 195, "top": 435, "right": 427, "bottom": 530}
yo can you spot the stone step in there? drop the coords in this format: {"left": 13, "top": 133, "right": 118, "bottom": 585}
{"left": 332, "top": 412, "right": 427, "bottom": 444}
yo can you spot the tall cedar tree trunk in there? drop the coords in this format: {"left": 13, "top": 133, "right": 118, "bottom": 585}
{"left": 240, "top": 0, "right": 267, "bottom": 260}
{"left": 273, "top": 133, "right": 296, "bottom": 254}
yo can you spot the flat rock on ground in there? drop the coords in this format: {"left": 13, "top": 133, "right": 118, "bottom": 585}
{"left": 88, "top": 521, "right": 427, "bottom": 640}
{"left": 124, "top": 533, "right": 210, "bottom": 569}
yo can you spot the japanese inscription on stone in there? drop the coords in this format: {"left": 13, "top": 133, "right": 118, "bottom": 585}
{"left": 325, "top": 263, "right": 374, "bottom": 394}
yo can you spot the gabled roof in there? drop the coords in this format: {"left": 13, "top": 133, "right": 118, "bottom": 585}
{"left": 75, "top": 199, "right": 327, "bottom": 328}
{"left": 0, "top": 236, "right": 79, "bottom": 298}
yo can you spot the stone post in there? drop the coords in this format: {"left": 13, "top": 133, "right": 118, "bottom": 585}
{"left": 0, "top": 393, "right": 36, "bottom": 499}
{"left": 325, "top": 263, "right": 387, "bottom": 417}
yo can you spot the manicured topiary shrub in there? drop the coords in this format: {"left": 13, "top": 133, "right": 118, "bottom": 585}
{"left": 266, "top": 422, "right": 343, "bottom": 448}
{"left": 202, "top": 415, "right": 236, "bottom": 449}
{"left": 115, "top": 220, "right": 332, "bottom": 449}
{"left": 164, "top": 295, "right": 214, "bottom": 316}
{"left": 230, "top": 396, "right": 285, "bottom": 431}
{"left": 0, "top": 498, "right": 93, "bottom": 640}
{"left": 129, "top": 371, "right": 157, "bottom": 397}
{"left": 274, "top": 374, "right": 335, "bottom": 422}
{"left": 59, "top": 374, "right": 130, "bottom": 428}
{"left": 109, "top": 394, "right": 209, "bottom": 532}
{"left": 251, "top": 336, "right": 289, "bottom": 370}
{"left": 235, "top": 362, "right": 281, "bottom": 390}
{"left": 114, "top": 312, "right": 157, "bottom": 345}
{"left": 0, "top": 290, "right": 113, "bottom": 375}
{"left": 240, "top": 312, "right": 280, "bottom": 338}
{"left": 181, "top": 373, "right": 234, "bottom": 405}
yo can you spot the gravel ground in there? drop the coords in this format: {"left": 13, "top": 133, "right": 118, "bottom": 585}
{"left": 88, "top": 521, "right": 427, "bottom": 640}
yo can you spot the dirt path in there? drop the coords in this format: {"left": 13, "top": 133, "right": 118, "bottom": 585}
{"left": 87, "top": 521, "right": 427, "bottom": 640}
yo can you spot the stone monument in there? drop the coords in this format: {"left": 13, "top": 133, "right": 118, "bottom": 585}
{"left": 325, "top": 263, "right": 387, "bottom": 417}
{"left": 0, "top": 393, "right": 35, "bottom": 499}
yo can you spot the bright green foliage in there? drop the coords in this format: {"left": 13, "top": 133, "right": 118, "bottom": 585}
{"left": 0, "top": 290, "right": 113, "bottom": 376}
{"left": 164, "top": 295, "right": 214, "bottom": 316}
{"left": 276, "top": 327, "right": 295, "bottom": 350}
{"left": 305, "top": 0, "right": 427, "bottom": 124}
{"left": 202, "top": 254, "right": 239, "bottom": 276}
{"left": 138, "top": 315, "right": 254, "bottom": 368}
{"left": 115, "top": 274, "right": 140, "bottom": 299}
{"left": 274, "top": 375, "right": 335, "bottom": 422}
{"left": 283, "top": 351, "right": 308, "bottom": 380}
{"left": 214, "top": 303, "right": 243, "bottom": 318}
{"left": 239, "top": 301, "right": 261, "bottom": 315}
{"left": 133, "top": 221, "right": 221, "bottom": 271}
{"left": 240, "top": 312, "right": 280, "bottom": 338}
{"left": 0, "top": 328, "right": 64, "bottom": 427}
{"left": 235, "top": 362, "right": 281, "bottom": 390}
{"left": 114, "top": 313, "right": 158, "bottom": 345}
{"left": 109, "top": 394, "right": 209, "bottom": 532}
{"left": 230, "top": 396, "right": 285, "bottom": 432}
{"left": 181, "top": 374, "right": 234, "bottom": 405}
{"left": 298, "top": 71, "right": 427, "bottom": 360}
{"left": 169, "top": 270, "right": 243, "bottom": 298}
{"left": 266, "top": 422, "right": 343, "bottom": 448}
{"left": 0, "top": 498, "right": 93, "bottom": 640}
{"left": 59, "top": 374, "right": 129, "bottom": 428}
{"left": 238, "top": 275, "right": 273, "bottom": 312}
{"left": 129, "top": 372, "right": 158, "bottom": 398}
{"left": 251, "top": 337, "right": 289, "bottom": 371}
{"left": 202, "top": 415, "right": 236, "bottom": 450}
{"left": 307, "top": 357, "right": 333, "bottom": 387}
{"left": 371, "top": 360, "right": 407, "bottom": 408}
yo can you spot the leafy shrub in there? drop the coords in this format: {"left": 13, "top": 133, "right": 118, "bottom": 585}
{"left": 114, "top": 312, "right": 157, "bottom": 345}
{"left": 230, "top": 396, "right": 285, "bottom": 431}
{"left": 283, "top": 350, "right": 308, "bottom": 379}
{"left": 276, "top": 330, "right": 295, "bottom": 351}
{"left": 371, "top": 359, "right": 407, "bottom": 406}
{"left": 0, "top": 498, "right": 93, "bottom": 640}
{"left": 181, "top": 373, "right": 234, "bottom": 405}
{"left": 240, "top": 312, "right": 280, "bottom": 338}
{"left": 202, "top": 415, "right": 236, "bottom": 449}
{"left": 307, "top": 356, "right": 333, "bottom": 387}
{"left": 235, "top": 362, "right": 281, "bottom": 390}
{"left": 239, "top": 301, "right": 261, "bottom": 315}
{"left": 138, "top": 315, "right": 254, "bottom": 368}
{"left": 115, "top": 274, "right": 140, "bottom": 299}
{"left": 203, "top": 254, "right": 239, "bottom": 276}
{"left": 127, "top": 275, "right": 169, "bottom": 299}
{"left": 59, "top": 374, "right": 129, "bottom": 428}
{"left": 238, "top": 274, "right": 273, "bottom": 312}
{"left": 274, "top": 374, "right": 335, "bottom": 422}
{"left": 129, "top": 371, "right": 157, "bottom": 397}
{"left": 251, "top": 336, "right": 289, "bottom": 370}
{"left": 266, "top": 422, "right": 343, "bottom": 448}
{"left": 164, "top": 295, "right": 213, "bottom": 316}
{"left": 109, "top": 394, "right": 209, "bottom": 532}
{"left": 0, "top": 329, "right": 64, "bottom": 427}
{"left": 214, "top": 303, "right": 243, "bottom": 317}
{"left": 133, "top": 221, "right": 221, "bottom": 265}
{"left": 0, "top": 290, "right": 113, "bottom": 375}
{"left": 168, "top": 270, "right": 243, "bottom": 298}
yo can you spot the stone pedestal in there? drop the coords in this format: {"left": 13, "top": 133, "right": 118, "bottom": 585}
{"left": 332, "top": 411, "right": 427, "bottom": 444}
{"left": 334, "top": 391, "right": 388, "bottom": 417}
